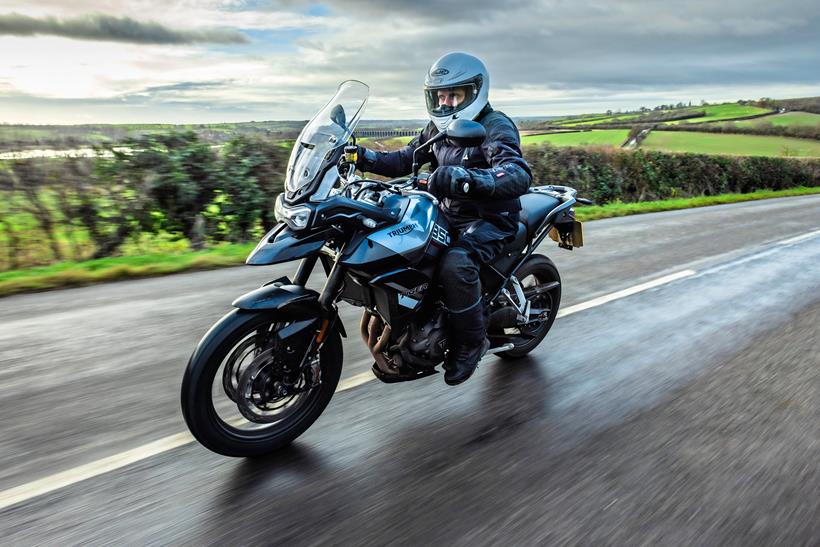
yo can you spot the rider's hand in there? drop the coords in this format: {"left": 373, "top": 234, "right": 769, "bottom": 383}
{"left": 339, "top": 145, "right": 373, "bottom": 174}
{"left": 427, "top": 166, "right": 470, "bottom": 198}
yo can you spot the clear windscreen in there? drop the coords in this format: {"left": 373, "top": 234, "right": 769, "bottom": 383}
{"left": 285, "top": 80, "right": 369, "bottom": 195}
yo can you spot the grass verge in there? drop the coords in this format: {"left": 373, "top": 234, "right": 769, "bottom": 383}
{"left": 2, "top": 186, "right": 819, "bottom": 298}
{"left": 0, "top": 243, "right": 255, "bottom": 298}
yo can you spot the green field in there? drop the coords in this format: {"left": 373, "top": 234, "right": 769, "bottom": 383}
{"left": 667, "top": 104, "right": 772, "bottom": 125}
{"left": 521, "top": 130, "right": 629, "bottom": 147}
{"left": 553, "top": 115, "right": 618, "bottom": 127}
{"left": 732, "top": 111, "right": 820, "bottom": 128}
{"left": 356, "top": 131, "right": 633, "bottom": 149}
{"left": 550, "top": 103, "right": 774, "bottom": 128}
{"left": 641, "top": 131, "right": 820, "bottom": 157}
{"left": 559, "top": 112, "right": 670, "bottom": 127}
{"left": 357, "top": 136, "right": 414, "bottom": 150}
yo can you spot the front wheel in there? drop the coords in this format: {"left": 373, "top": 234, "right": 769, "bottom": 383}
{"left": 181, "top": 310, "right": 342, "bottom": 457}
{"left": 495, "top": 254, "right": 561, "bottom": 360}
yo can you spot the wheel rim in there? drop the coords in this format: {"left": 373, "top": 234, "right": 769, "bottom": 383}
{"left": 209, "top": 321, "right": 323, "bottom": 434}
{"left": 499, "top": 270, "right": 558, "bottom": 347}
{"left": 517, "top": 272, "right": 555, "bottom": 338}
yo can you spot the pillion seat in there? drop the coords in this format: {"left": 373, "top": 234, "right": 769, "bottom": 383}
{"left": 497, "top": 192, "right": 563, "bottom": 255}
{"left": 519, "top": 192, "right": 562, "bottom": 239}
{"left": 483, "top": 191, "right": 565, "bottom": 287}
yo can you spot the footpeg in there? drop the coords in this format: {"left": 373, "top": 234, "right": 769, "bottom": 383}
{"left": 482, "top": 343, "right": 514, "bottom": 359}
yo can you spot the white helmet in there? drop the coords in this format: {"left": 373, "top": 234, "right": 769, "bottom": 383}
{"left": 424, "top": 52, "right": 490, "bottom": 132}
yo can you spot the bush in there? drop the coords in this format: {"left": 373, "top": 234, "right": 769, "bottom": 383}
{"left": 522, "top": 144, "right": 820, "bottom": 203}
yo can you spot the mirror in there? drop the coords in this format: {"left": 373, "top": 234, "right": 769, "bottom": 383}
{"left": 445, "top": 119, "right": 486, "bottom": 148}
{"left": 330, "top": 104, "right": 347, "bottom": 129}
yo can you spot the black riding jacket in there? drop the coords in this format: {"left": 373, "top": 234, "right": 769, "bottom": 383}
{"left": 361, "top": 104, "right": 532, "bottom": 222}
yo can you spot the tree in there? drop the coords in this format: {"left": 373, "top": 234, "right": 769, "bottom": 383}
{"left": 109, "top": 131, "right": 220, "bottom": 249}
{"left": 1, "top": 160, "right": 63, "bottom": 261}
{"left": 219, "top": 135, "right": 288, "bottom": 240}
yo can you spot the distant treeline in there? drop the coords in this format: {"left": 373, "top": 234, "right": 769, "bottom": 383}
{"left": 0, "top": 122, "right": 307, "bottom": 151}
{"left": 1, "top": 131, "right": 819, "bottom": 271}
{"left": 771, "top": 97, "right": 820, "bottom": 115}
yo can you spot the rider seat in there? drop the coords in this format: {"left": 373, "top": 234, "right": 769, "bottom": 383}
{"left": 500, "top": 221, "right": 527, "bottom": 254}
{"left": 519, "top": 193, "right": 562, "bottom": 239}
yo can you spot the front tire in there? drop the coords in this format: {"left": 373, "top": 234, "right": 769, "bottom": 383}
{"left": 181, "top": 310, "right": 342, "bottom": 457}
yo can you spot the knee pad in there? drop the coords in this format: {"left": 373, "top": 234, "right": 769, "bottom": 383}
{"left": 440, "top": 247, "right": 479, "bottom": 284}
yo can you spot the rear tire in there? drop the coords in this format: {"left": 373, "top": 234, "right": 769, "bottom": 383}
{"left": 497, "top": 254, "right": 561, "bottom": 360}
{"left": 181, "top": 310, "right": 342, "bottom": 457}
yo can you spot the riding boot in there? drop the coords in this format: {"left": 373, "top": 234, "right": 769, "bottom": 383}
{"left": 445, "top": 301, "right": 490, "bottom": 386}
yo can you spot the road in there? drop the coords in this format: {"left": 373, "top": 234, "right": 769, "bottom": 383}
{"left": 1, "top": 195, "right": 818, "bottom": 545}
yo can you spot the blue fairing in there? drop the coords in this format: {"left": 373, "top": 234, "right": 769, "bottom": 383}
{"left": 341, "top": 195, "right": 437, "bottom": 267}
{"left": 246, "top": 223, "right": 330, "bottom": 265}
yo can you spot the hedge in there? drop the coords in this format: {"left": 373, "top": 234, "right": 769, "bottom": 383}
{"left": 522, "top": 144, "right": 820, "bottom": 204}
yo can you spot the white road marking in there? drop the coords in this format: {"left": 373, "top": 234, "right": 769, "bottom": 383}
{"left": 694, "top": 227, "right": 820, "bottom": 278}
{"left": 0, "top": 433, "right": 194, "bottom": 511}
{"left": 556, "top": 270, "right": 697, "bottom": 318}
{"left": 779, "top": 227, "right": 820, "bottom": 246}
{"left": 337, "top": 371, "right": 375, "bottom": 392}
{"left": 2, "top": 226, "right": 817, "bottom": 511}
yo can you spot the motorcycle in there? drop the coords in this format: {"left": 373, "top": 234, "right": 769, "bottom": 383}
{"left": 181, "top": 80, "right": 587, "bottom": 457}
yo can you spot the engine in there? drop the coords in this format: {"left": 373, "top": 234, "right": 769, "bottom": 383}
{"left": 360, "top": 307, "right": 448, "bottom": 379}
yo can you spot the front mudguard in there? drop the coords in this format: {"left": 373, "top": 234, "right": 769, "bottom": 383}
{"left": 232, "top": 283, "right": 320, "bottom": 318}
{"left": 232, "top": 282, "right": 347, "bottom": 337}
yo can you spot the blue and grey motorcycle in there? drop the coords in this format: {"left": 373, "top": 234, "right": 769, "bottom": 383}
{"left": 181, "top": 81, "right": 586, "bottom": 457}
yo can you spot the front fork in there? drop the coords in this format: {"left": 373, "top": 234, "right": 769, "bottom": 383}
{"left": 291, "top": 253, "right": 348, "bottom": 313}
{"left": 293, "top": 255, "right": 318, "bottom": 286}
{"left": 290, "top": 253, "right": 348, "bottom": 373}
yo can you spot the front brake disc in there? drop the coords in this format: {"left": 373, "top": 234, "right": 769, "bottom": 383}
{"left": 235, "top": 348, "right": 310, "bottom": 424}
{"left": 221, "top": 338, "right": 257, "bottom": 403}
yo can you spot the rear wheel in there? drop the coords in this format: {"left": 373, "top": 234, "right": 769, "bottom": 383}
{"left": 181, "top": 310, "right": 342, "bottom": 457}
{"left": 495, "top": 255, "right": 561, "bottom": 359}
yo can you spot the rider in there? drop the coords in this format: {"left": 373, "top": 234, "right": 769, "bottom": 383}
{"left": 356, "top": 52, "right": 532, "bottom": 385}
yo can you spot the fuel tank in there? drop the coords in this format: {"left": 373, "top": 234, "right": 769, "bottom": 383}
{"left": 340, "top": 194, "right": 451, "bottom": 273}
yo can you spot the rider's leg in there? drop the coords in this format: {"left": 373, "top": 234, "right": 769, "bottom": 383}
{"left": 439, "top": 246, "right": 489, "bottom": 385}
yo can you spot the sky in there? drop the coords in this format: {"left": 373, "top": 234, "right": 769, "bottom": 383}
{"left": 0, "top": 0, "right": 818, "bottom": 124}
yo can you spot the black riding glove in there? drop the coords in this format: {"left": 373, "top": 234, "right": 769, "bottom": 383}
{"left": 338, "top": 145, "right": 377, "bottom": 174}
{"left": 355, "top": 146, "right": 378, "bottom": 171}
{"left": 427, "top": 166, "right": 470, "bottom": 198}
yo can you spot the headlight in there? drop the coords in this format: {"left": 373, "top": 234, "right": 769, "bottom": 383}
{"left": 274, "top": 194, "right": 311, "bottom": 230}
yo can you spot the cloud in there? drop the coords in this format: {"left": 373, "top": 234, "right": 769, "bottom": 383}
{"left": 0, "top": 12, "right": 249, "bottom": 44}
{"left": 0, "top": 0, "right": 819, "bottom": 123}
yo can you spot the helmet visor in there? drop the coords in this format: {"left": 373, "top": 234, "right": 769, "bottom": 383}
{"left": 425, "top": 83, "right": 479, "bottom": 118}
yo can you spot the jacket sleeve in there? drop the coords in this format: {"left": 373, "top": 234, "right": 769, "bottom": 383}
{"left": 466, "top": 114, "right": 532, "bottom": 199}
{"left": 361, "top": 123, "right": 437, "bottom": 178}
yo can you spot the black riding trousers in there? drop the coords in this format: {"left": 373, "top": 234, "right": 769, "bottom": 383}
{"left": 438, "top": 212, "right": 518, "bottom": 314}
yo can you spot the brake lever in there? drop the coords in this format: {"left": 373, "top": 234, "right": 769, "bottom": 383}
{"left": 401, "top": 188, "right": 439, "bottom": 205}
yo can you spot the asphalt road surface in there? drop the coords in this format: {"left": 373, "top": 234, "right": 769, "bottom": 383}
{"left": 1, "top": 195, "right": 819, "bottom": 545}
